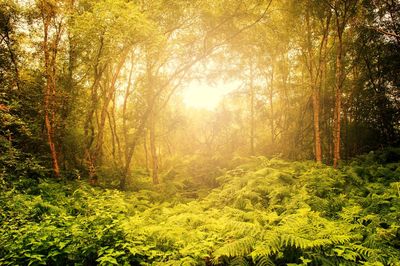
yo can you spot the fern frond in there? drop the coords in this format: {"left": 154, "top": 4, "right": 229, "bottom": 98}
{"left": 350, "top": 243, "right": 378, "bottom": 258}
{"left": 328, "top": 234, "right": 354, "bottom": 244}
{"left": 224, "top": 220, "right": 261, "bottom": 237}
{"left": 254, "top": 255, "right": 275, "bottom": 266}
{"left": 280, "top": 234, "right": 308, "bottom": 249}
{"left": 214, "top": 236, "right": 256, "bottom": 258}
{"left": 250, "top": 239, "right": 280, "bottom": 258}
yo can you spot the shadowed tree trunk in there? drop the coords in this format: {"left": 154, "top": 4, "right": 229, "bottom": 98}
{"left": 332, "top": 0, "right": 352, "bottom": 168}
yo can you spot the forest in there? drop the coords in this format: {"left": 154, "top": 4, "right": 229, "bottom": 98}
{"left": 0, "top": 0, "right": 399, "bottom": 265}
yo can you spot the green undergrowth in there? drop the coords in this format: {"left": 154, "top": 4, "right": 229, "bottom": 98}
{"left": 1, "top": 149, "right": 400, "bottom": 265}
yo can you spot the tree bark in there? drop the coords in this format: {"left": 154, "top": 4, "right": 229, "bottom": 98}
{"left": 333, "top": 14, "right": 344, "bottom": 169}
{"left": 144, "top": 130, "right": 150, "bottom": 173}
{"left": 249, "top": 61, "right": 255, "bottom": 155}
{"left": 40, "top": 1, "right": 63, "bottom": 178}
{"left": 312, "top": 91, "right": 322, "bottom": 163}
{"left": 305, "top": 3, "right": 323, "bottom": 163}
{"left": 95, "top": 48, "right": 129, "bottom": 163}
{"left": 331, "top": 0, "right": 358, "bottom": 167}
{"left": 86, "top": 47, "right": 129, "bottom": 184}
{"left": 304, "top": 0, "right": 333, "bottom": 163}
{"left": 149, "top": 110, "right": 159, "bottom": 185}
{"left": 147, "top": 61, "right": 159, "bottom": 185}
{"left": 269, "top": 58, "right": 275, "bottom": 145}
{"left": 84, "top": 34, "right": 106, "bottom": 182}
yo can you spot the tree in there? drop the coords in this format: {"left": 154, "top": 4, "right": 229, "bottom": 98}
{"left": 303, "top": 0, "right": 332, "bottom": 163}
{"left": 37, "top": 0, "right": 66, "bottom": 177}
{"left": 329, "top": 0, "right": 359, "bottom": 168}
{"left": 72, "top": 0, "right": 156, "bottom": 183}
{"left": 0, "top": 0, "right": 20, "bottom": 91}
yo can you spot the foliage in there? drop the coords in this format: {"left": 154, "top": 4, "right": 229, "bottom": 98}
{"left": 0, "top": 0, "right": 399, "bottom": 264}
{"left": 0, "top": 84, "right": 47, "bottom": 191}
{"left": 1, "top": 149, "right": 400, "bottom": 265}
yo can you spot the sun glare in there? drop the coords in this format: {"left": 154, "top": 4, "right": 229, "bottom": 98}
{"left": 182, "top": 80, "right": 240, "bottom": 110}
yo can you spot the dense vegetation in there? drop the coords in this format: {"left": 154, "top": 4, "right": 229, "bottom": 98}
{"left": 0, "top": 0, "right": 399, "bottom": 265}
{"left": 1, "top": 0, "right": 399, "bottom": 182}
{"left": 1, "top": 149, "right": 400, "bottom": 265}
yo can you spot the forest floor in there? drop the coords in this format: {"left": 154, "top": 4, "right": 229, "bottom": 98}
{"left": 1, "top": 149, "right": 400, "bottom": 265}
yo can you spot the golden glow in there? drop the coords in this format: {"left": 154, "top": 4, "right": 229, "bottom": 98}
{"left": 183, "top": 80, "right": 240, "bottom": 110}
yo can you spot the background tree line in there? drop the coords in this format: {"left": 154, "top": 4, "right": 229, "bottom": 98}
{"left": 1, "top": 0, "right": 399, "bottom": 189}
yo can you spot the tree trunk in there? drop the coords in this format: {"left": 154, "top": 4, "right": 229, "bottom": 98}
{"left": 40, "top": 2, "right": 62, "bottom": 178}
{"left": 249, "top": 61, "right": 255, "bottom": 155}
{"left": 149, "top": 109, "right": 159, "bottom": 185}
{"left": 269, "top": 59, "right": 275, "bottom": 145}
{"left": 333, "top": 76, "right": 341, "bottom": 168}
{"left": 144, "top": 130, "right": 150, "bottom": 173}
{"left": 44, "top": 112, "right": 60, "bottom": 177}
{"left": 312, "top": 91, "right": 322, "bottom": 163}
{"left": 344, "top": 103, "right": 349, "bottom": 160}
{"left": 84, "top": 34, "right": 105, "bottom": 182}
{"left": 305, "top": 4, "right": 323, "bottom": 163}
{"left": 119, "top": 54, "right": 155, "bottom": 189}
{"left": 333, "top": 15, "right": 344, "bottom": 168}
{"left": 95, "top": 49, "right": 129, "bottom": 163}
{"left": 87, "top": 47, "right": 129, "bottom": 184}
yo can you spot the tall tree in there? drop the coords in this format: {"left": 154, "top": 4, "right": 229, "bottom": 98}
{"left": 330, "top": 0, "right": 359, "bottom": 168}
{"left": 38, "top": 0, "right": 65, "bottom": 177}
{"left": 303, "top": 0, "right": 332, "bottom": 163}
{"left": 72, "top": 0, "right": 155, "bottom": 183}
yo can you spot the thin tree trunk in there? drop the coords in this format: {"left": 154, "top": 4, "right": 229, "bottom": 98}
{"left": 41, "top": 3, "right": 62, "bottom": 178}
{"left": 84, "top": 34, "right": 105, "bottom": 182}
{"left": 344, "top": 103, "right": 349, "bottom": 160}
{"left": 111, "top": 95, "right": 122, "bottom": 163}
{"left": 332, "top": 0, "right": 357, "bottom": 167}
{"left": 149, "top": 109, "right": 159, "bottom": 185}
{"left": 305, "top": 6, "right": 322, "bottom": 163}
{"left": 88, "top": 47, "right": 129, "bottom": 184}
{"left": 144, "top": 130, "right": 150, "bottom": 173}
{"left": 44, "top": 113, "right": 60, "bottom": 177}
{"left": 107, "top": 109, "right": 116, "bottom": 161}
{"left": 269, "top": 59, "right": 275, "bottom": 145}
{"left": 249, "top": 61, "right": 255, "bottom": 155}
{"left": 95, "top": 49, "right": 129, "bottom": 162}
{"left": 305, "top": 2, "right": 331, "bottom": 163}
{"left": 312, "top": 92, "right": 322, "bottom": 163}
{"left": 333, "top": 14, "right": 344, "bottom": 168}
{"left": 119, "top": 54, "right": 135, "bottom": 187}
{"left": 333, "top": 83, "right": 341, "bottom": 168}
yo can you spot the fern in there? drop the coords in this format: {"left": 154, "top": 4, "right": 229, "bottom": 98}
{"left": 227, "top": 256, "right": 251, "bottom": 266}
{"left": 213, "top": 236, "right": 256, "bottom": 259}
{"left": 254, "top": 256, "right": 275, "bottom": 266}
{"left": 250, "top": 236, "right": 280, "bottom": 257}
{"left": 349, "top": 243, "right": 378, "bottom": 258}
{"left": 2, "top": 155, "right": 400, "bottom": 265}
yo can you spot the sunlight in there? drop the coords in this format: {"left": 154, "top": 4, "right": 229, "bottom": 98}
{"left": 182, "top": 79, "right": 241, "bottom": 110}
